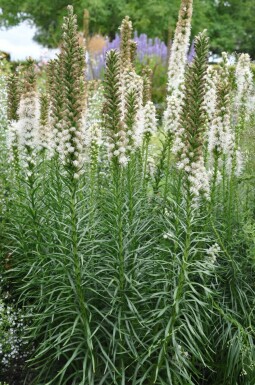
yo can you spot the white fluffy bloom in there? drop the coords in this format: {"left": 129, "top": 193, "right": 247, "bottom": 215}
{"left": 84, "top": 86, "right": 104, "bottom": 162}
{"left": 6, "top": 120, "right": 20, "bottom": 163}
{"left": 105, "top": 67, "right": 145, "bottom": 167}
{"left": 121, "top": 69, "right": 144, "bottom": 151}
{"left": 207, "top": 53, "right": 235, "bottom": 176}
{"left": 107, "top": 127, "right": 129, "bottom": 165}
{"left": 208, "top": 168, "right": 222, "bottom": 185}
{"left": 2, "top": 72, "right": 17, "bottom": 165}
{"left": 143, "top": 101, "right": 157, "bottom": 137}
{"left": 39, "top": 111, "right": 54, "bottom": 158}
{"left": 163, "top": 0, "right": 192, "bottom": 136}
{"left": 39, "top": 123, "right": 53, "bottom": 155}
{"left": 174, "top": 135, "right": 210, "bottom": 199}
{"left": 58, "top": 119, "right": 86, "bottom": 175}
{"left": 167, "top": 0, "right": 193, "bottom": 94}
{"left": 235, "top": 148, "right": 244, "bottom": 176}
{"left": 133, "top": 108, "right": 145, "bottom": 149}
{"left": 235, "top": 53, "right": 253, "bottom": 110}
{"left": 164, "top": 91, "right": 185, "bottom": 137}
{"left": 0, "top": 73, "right": 7, "bottom": 130}
{"left": 204, "top": 66, "right": 218, "bottom": 132}
{"left": 178, "top": 156, "right": 210, "bottom": 200}
{"left": 85, "top": 122, "right": 102, "bottom": 148}
{"left": 17, "top": 95, "right": 40, "bottom": 150}
{"left": 16, "top": 93, "right": 40, "bottom": 173}
{"left": 208, "top": 53, "right": 248, "bottom": 179}
{"left": 206, "top": 243, "right": 221, "bottom": 265}
{"left": 230, "top": 54, "right": 253, "bottom": 176}
{"left": 118, "top": 154, "right": 128, "bottom": 166}
{"left": 147, "top": 155, "right": 156, "bottom": 177}
{"left": 208, "top": 114, "right": 234, "bottom": 160}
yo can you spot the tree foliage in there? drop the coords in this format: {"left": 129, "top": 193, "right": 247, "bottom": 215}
{"left": 0, "top": 0, "right": 255, "bottom": 57}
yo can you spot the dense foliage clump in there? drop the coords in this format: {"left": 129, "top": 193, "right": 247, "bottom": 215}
{"left": 0, "top": 1, "right": 254, "bottom": 384}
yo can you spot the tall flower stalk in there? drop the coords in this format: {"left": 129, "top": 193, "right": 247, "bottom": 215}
{"left": 233, "top": 53, "right": 253, "bottom": 175}
{"left": 103, "top": 49, "right": 126, "bottom": 166}
{"left": 122, "top": 70, "right": 144, "bottom": 156}
{"left": 48, "top": 57, "right": 64, "bottom": 154}
{"left": 204, "top": 66, "right": 218, "bottom": 162}
{"left": 166, "top": 0, "right": 193, "bottom": 95}
{"left": 6, "top": 72, "right": 21, "bottom": 172}
{"left": 59, "top": 4, "right": 94, "bottom": 376}
{"left": 7, "top": 72, "right": 20, "bottom": 122}
{"left": 84, "top": 84, "right": 103, "bottom": 194}
{"left": 208, "top": 53, "right": 233, "bottom": 204}
{"left": 103, "top": 48, "right": 131, "bottom": 380}
{"left": 57, "top": 6, "right": 87, "bottom": 178}
{"left": 141, "top": 67, "right": 157, "bottom": 186}
{"left": 174, "top": 30, "right": 210, "bottom": 202}
{"left": 163, "top": 0, "right": 193, "bottom": 201}
{"left": 17, "top": 59, "right": 40, "bottom": 179}
{"left": 224, "top": 54, "right": 253, "bottom": 232}
{"left": 119, "top": 16, "right": 133, "bottom": 70}
{"left": 25, "top": 7, "right": 95, "bottom": 384}
{"left": 38, "top": 92, "right": 52, "bottom": 154}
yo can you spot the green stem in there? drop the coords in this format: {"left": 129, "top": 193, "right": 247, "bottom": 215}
{"left": 142, "top": 137, "right": 149, "bottom": 190}
{"left": 27, "top": 161, "right": 41, "bottom": 253}
{"left": 222, "top": 154, "right": 227, "bottom": 207}
{"left": 153, "top": 133, "right": 172, "bottom": 195}
{"left": 150, "top": 189, "right": 192, "bottom": 384}
{"left": 69, "top": 175, "right": 95, "bottom": 371}
{"left": 115, "top": 166, "right": 125, "bottom": 293}
{"left": 210, "top": 154, "right": 219, "bottom": 210}
{"left": 163, "top": 139, "right": 171, "bottom": 205}
{"left": 112, "top": 163, "right": 125, "bottom": 379}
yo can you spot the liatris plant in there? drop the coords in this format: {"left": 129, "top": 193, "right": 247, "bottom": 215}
{"left": 38, "top": 92, "right": 51, "bottom": 152}
{"left": 163, "top": 0, "right": 192, "bottom": 123}
{"left": 7, "top": 73, "right": 20, "bottom": 122}
{"left": 55, "top": 6, "right": 87, "bottom": 178}
{"left": 144, "top": 32, "right": 211, "bottom": 384}
{"left": 0, "top": 67, "right": 8, "bottom": 221}
{"left": 119, "top": 16, "right": 133, "bottom": 70}
{"left": 16, "top": 59, "right": 40, "bottom": 177}
{"left": 84, "top": 82, "right": 103, "bottom": 167}
{"left": 166, "top": 0, "right": 193, "bottom": 94}
{"left": 6, "top": 73, "right": 21, "bottom": 170}
{"left": 233, "top": 53, "right": 253, "bottom": 173}
{"left": 208, "top": 53, "right": 233, "bottom": 204}
{"left": 1, "top": 2, "right": 255, "bottom": 385}
{"left": 173, "top": 30, "right": 210, "bottom": 201}
{"left": 47, "top": 56, "right": 64, "bottom": 154}
{"left": 203, "top": 65, "right": 218, "bottom": 162}
{"left": 160, "top": 0, "right": 193, "bottom": 199}
{"left": 103, "top": 49, "right": 127, "bottom": 166}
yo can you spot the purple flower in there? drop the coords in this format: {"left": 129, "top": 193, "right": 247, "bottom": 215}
{"left": 87, "top": 32, "right": 194, "bottom": 80}
{"left": 87, "top": 32, "right": 168, "bottom": 80}
{"left": 187, "top": 40, "right": 195, "bottom": 63}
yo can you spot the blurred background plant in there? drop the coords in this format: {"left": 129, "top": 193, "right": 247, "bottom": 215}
{"left": 1, "top": 2, "right": 255, "bottom": 115}
{"left": 87, "top": 32, "right": 169, "bottom": 78}
{"left": 1, "top": 0, "right": 255, "bottom": 58}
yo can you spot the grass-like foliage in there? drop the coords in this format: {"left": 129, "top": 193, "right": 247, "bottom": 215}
{"left": 0, "top": 2, "right": 254, "bottom": 385}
